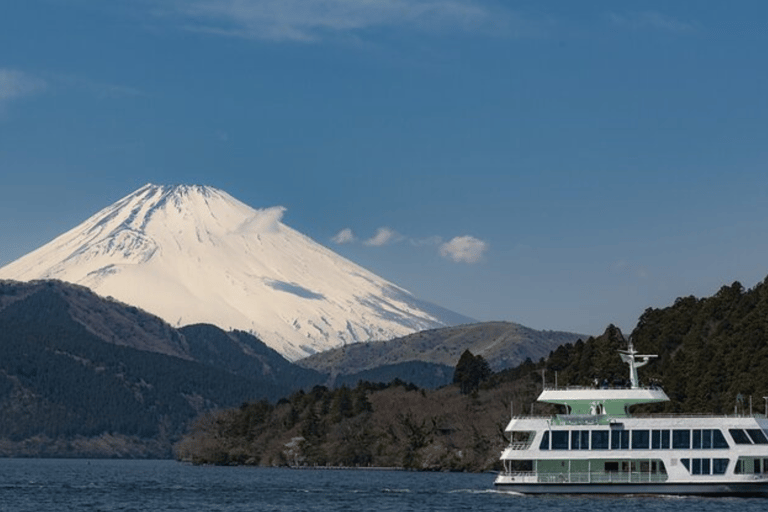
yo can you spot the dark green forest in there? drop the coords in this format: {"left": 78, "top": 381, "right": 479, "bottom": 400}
{"left": 0, "top": 282, "right": 310, "bottom": 456}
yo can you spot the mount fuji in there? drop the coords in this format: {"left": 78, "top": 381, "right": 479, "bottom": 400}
{"left": 0, "top": 184, "right": 472, "bottom": 360}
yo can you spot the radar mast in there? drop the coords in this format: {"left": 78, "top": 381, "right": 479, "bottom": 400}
{"left": 618, "top": 339, "right": 657, "bottom": 389}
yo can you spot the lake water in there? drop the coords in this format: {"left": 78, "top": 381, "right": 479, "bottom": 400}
{"left": 1, "top": 459, "right": 766, "bottom": 511}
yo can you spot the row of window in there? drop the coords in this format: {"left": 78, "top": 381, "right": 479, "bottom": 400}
{"left": 681, "top": 458, "right": 729, "bottom": 475}
{"left": 540, "top": 429, "right": 731, "bottom": 451}
{"left": 729, "top": 428, "right": 768, "bottom": 445}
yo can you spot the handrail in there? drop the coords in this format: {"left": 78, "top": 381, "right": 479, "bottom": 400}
{"left": 541, "top": 386, "right": 664, "bottom": 391}
{"left": 500, "top": 471, "right": 669, "bottom": 484}
{"left": 507, "top": 413, "right": 767, "bottom": 420}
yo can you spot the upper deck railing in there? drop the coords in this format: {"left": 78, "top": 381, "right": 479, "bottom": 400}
{"left": 506, "top": 412, "right": 768, "bottom": 422}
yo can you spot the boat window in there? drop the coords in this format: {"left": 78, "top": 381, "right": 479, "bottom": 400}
{"left": 651, "top": 429, "right": 670, "bottom": 449}
{"left": 702, "top": 458, "right": 710, "bottom": 475}
{"left": 713, "top": 458, "right": 729, "bottom": 475}
{"left": 692, "top": 458, "right": 702, "bottom": 475}
{"left": 692, "top": 429, "right": 718, "bottom": 449}
{"left": 551, "top": 431, "right": 569, "bottom": 450}
{"left": 591, "top": 430, "right": 609, "bottom": 450}
{"left": 681, "top": 458, "right": 690, "bottom": 472}
{"left": 734, "top": 457, "right": 761, "bottom": 474}
{"left": 611, "top": 430, "right": 629, "bottom": 450}
{"left": 746, "top": 429, "right": 768, "bottom": 445}
{"left": 672, "top": 429, "right": 690, "bottom": 449}
{"left": 604, "top": 461, "right": 619, "bottom": 472}
{"left": 571, "top": 430, "right": 589, "bottom": 450}
{"left": 539, "top": 431, "right": 550, "bottom": 450}
{"left": 712, "top": 429, "right": 729, "bottom": 449}
{"left": 729, "top": 429, "right": 753, "bottom": 445}
{"left": 632, "top": 430, "right": 650, "bottom": 450}
{"left": 508, "top": 460, "right": 534, "bottom": 472}
{"left": 510, "top": 431, "right": 534, "bottom": 443}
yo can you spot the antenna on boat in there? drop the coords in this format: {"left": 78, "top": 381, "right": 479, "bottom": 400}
{"left": 618, "top": 337, "right": 657, "bottom": 389}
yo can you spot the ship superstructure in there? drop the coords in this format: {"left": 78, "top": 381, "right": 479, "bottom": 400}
{"left": 495, "top": 342, "right": 768, "bottom": 495}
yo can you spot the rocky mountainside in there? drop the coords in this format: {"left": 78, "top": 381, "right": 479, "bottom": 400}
{"left": 298, "top": 321, "right": 586, "bottom": 376}
{"left": 0, "top": 184, "right": 472, "bottom": 360}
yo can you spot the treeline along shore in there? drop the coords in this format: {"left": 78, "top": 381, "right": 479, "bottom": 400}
{"left": 174, "top": 278, "right": 768, "bottom": 470}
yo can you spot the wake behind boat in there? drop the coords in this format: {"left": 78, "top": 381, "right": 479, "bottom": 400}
{"left": 494, "top": 341, "right": 768, "bottom": 495}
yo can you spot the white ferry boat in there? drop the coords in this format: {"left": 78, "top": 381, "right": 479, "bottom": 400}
{"left": 495, "top": 342, "right": 768, "bottom": 495}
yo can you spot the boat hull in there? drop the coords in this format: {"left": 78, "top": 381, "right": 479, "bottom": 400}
{"left": 494, "top": 480, "right": 768, "bottom": 496}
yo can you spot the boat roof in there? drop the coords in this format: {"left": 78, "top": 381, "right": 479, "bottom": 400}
{"left": 537, "top": 339, "right": 669, "bottom": 418}
{"left": 538, "top": 386, "right": 670, "bottom": 417}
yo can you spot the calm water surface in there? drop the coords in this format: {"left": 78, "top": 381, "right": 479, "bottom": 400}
{"left": 1, "top": 459, "right": 766, "bottom": 511}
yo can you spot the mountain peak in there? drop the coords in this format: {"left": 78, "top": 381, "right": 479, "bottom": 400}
{"left": 0, "top": 184, "right": 472, "bottom": 360}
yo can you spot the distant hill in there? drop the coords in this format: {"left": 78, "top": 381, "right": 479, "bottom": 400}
{"left": 334, "top": 361, "right": 454, "bottom": 389}
{"left": 0, "top": 280, "right": 324, "bottom": 457}
{"left": 0, "top": 280, "right": 592, "bottom": 459}
{"left": 298, "top": 321, "right": 586, "bottom": 376}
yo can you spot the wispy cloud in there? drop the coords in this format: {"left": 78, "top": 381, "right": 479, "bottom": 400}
{"left": 608, "top": 11, "right": 700, "bottom": 34}
{"left": 0, "top": 69, "right": 47, "bottom": 108}
{"left": 152, "top": 0, "right": 517, "bottom": 42}
{"left": 0, "top": 69, "right": 141, "bottom": 114}
{"left": 439, "top": 235, "right": 488, "bottom": 264}
{"left": 331, "top": 228, "right": 356, "bottom": 244}
{"left": 239, "top": 206, "right": 286, "bottom": 233}
{"left": 364, "top": 227, "right": 402, "bottom": 247}
{"left": 55, "top": 74, "right": 142, "bottom": 99}
{"left": 336, "top": 224, "right": 488, "bottom": 263}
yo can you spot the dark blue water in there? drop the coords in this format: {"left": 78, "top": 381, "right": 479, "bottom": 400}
{"left": 0, "top": 459, "right": 766, "bottom": 511}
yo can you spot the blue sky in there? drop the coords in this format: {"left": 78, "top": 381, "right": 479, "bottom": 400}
{"left": 2, "top": 1, "right": 768, "bottom": 337}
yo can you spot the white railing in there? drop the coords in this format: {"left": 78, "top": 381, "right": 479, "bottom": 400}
{"left": 527, "top": 472, "right": 669, "bottom": 484}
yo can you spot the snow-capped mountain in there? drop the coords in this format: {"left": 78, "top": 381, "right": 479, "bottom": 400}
{"left": 0, "top": 184, "right": 471, "bottom": 360}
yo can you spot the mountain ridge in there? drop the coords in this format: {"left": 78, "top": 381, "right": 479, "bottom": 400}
{"left": 0, "top": 184, "right": 473, "bottom": 360}
{"left": 298, "top": 321, "right": 586, "bottom": 375}
{"left": 0, "top": 278, "right": 571, "bottom": 457}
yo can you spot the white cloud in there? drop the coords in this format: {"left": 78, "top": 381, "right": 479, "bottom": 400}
{"left": 608, "top": 11, "right": 699, "bottom": 33}
{"left": 156, "top": 0, "right": 513, "bottom": 42}
{"left": 331, "top": 228, "right": 356, "bottom": 244}
{"left": 364, "top": 227, "right": 401, "bottom": 247}
{"left": 439, "top": 235, "right": 488, "bottom": 263}
{"left": 239, "top": 206, "right": 286, "bottom": 233}
{"left": 0, "top": 69, "right": 47, "bottom": 106}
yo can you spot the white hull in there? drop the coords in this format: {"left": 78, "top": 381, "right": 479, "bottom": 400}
{"left": 494, "top": 481, "right": 768, "bottom": 496}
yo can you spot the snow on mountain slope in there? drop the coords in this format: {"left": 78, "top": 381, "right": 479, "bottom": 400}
{"left": 0, "top": 184, "right": 472, "bottom": 360}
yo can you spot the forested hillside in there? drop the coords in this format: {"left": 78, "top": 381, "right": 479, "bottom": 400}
{"left": 0, "top": 280, "right": 323, "bottom": 457}
{"left": 538, "top": 279, "right": 768, "bottom": 414}
{"left": 176, "top": 278, "right": 768, "bottom": 470}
